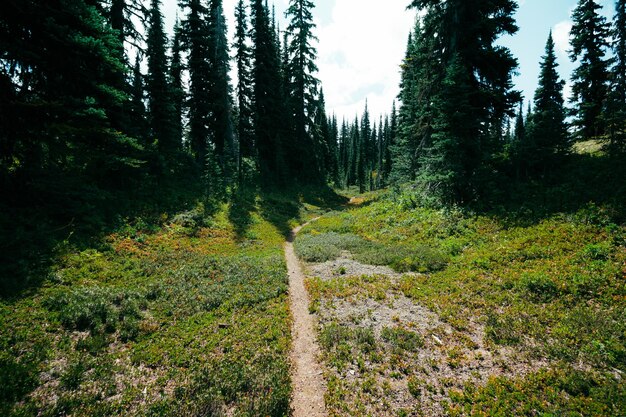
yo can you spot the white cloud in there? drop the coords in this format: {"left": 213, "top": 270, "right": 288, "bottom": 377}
{"left": 161, "top": 0, "right": 413, "bottom": 122}
{"left": 553, "top": 20, "right": 572, "bottom": 58}
{"left": 317, "top": 0, "right": 415, "bottom": 121}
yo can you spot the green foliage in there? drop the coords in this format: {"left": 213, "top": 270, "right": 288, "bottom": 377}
{"left": 45, "top": 287, "right": 146, "bottom": 341}
{"left": 381, "top": 327, "right": 423, "bottom": 352}
{"left": 307, "top": 188, "right": 626, "bottom": 414}
{"left": 569, "top": 0, "right": 611, "bottom": 138}
{"left": 447, "top": 368, "right": 625, "bottom": 416}
{"left": 295, "top": 232, "right": 448, "bottom": 272}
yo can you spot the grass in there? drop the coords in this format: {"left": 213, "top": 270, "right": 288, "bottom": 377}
{"left": 299, "top": 188, "right": 626, "bottom": 416}
{"left": 0, "top": 186, "right": 341, "bottom": 416}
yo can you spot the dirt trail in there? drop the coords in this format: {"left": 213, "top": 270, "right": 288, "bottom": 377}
{"left": 286, "top": 221, "right": 327, "bottom": 417}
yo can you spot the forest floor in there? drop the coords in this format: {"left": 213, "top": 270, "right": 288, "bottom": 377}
{"left": 0, "top": 188, "right": 345, "bottom": 417}
{"left": 295, "top": 190, "right": 626, "bottom": 416}
{"left": 2, "top": 183, "right": 625, "bottom": 416}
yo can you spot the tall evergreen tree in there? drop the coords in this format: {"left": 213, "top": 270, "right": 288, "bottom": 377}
{"left": 569, "top": 0, "right": 611, "bottom": 138}
{"left": 406, "top": 0, "right": 519, "bottom": 202}
{"left": 284, "top": 0, "right": 321, "bottom": 183}
{"left": 418, "top": 54, "right": 479, "bottom": 203}
{"left": 108, "top": 0, "right": 146, "bottom": 51}
{"left": 207, "top": 0, "right": 235, "bottom": 181}
{"left": 180, "top": 0, "right": 212, "bottom": 166}
{"left": 146, "top": 0, "right": 176, "bottom": 153}
{"left": 170, "top": 18, "right": 185, "bottom": 149}
{"left": 606, "top": 0, "right": 626, "bottom": 151}
{"left": 129, "top": 53, "right": 149, "bottom": 144}
{"left": 234, "top": 0, "right": 255, "bottom": 180}
{"left": 251, "top": 0, "right": 286, "bottom": 182}
{"left": 0, "top": 0, "right": 142, "bottom": 188}
{"left": 528, "top": 32, "right": 569, "bottom": 173}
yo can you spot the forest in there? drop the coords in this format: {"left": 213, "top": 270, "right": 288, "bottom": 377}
{"left": 1, "top": 0, "right": 625, "bottom": 416}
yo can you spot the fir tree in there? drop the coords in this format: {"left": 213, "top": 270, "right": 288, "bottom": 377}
{"left": 514, "top": 101, "right": 525, "bottom": 143}
{"left": 406, "top": 0, "right": 519, "bottom": 201}
{"left": 0, "top": 0, "right": 142, "bottom": 187}
{"left": 606, "top": 0, "right": 626, "bottom": 151}
{"left": 251, "top": 0, "right": 286, "bottom": 182}
{"left": 284, "top": 0, "right": 321, "bottom": 183}
{"left": 180, "top": 0, "right": 212, "bottom": 166}
{"left": 170, "top": 18, "right": 185, "bottom": 149}
{"left": 234, "top": 0, "right": 255, "bottom": 180}
{"left": 528, "top": 32, "right": 569, "bottom": 173}
{"left": 129, "top": 53, "right": 149, "bottom": 144}
{"left": 207, "top": 0, "right": 235, "bottom": 182}
{"left": 146, "top": 0, "right": 176, "bottom": 153}
{"left": 419, "top": 54, "right": 479, "bottom": 203}
{"left": 569, "top": 0, "right": 611, "bottom": 139}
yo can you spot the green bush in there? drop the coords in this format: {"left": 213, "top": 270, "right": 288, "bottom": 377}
{"left": 519, "top": 273, "right": 559, "bottom": 302}
{"left": 45, "top": 287, "right": 145, "bottom": 340}
{"left": 296, "top": 232, "right": 448, "bottom": 272}
{"left": 381, "top": 327, "right": 423, "bottom": 352}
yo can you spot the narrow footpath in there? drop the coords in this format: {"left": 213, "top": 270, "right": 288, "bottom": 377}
{"left": 285, "top": 221, "right": 327, "bottom": 417}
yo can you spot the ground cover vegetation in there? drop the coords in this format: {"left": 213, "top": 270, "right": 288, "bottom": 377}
{"left": 0, "top": 187, "right": 343, "bottom": 416}
{"left": 297, "top": 177, "right": 626, "bottom": 415}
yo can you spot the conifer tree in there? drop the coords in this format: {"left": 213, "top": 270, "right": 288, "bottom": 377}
{"left": 419, "top": 54, "right": 478, "bottom": 203}
{"left": 180, "top": 0, "right": 212, "bottom": 166}
{"left": 0, "top": 0, "right": 142, "bottom": 187}
{"left": 606, "top": 0, "right": 626, "bottom": 151}
{"left": 109, "top": 0, "right": 146, "bottom": 51}
{"left": 350, "top": 116, "right": 360, "bottom": 187}
{"left": 285, "top": 0, "right": 321, "bottom": 183}
{"left": 146, "top": 0, "right": 176, "bottom": 153}
{"left": 234, "top": 0, "right": 255, "bottom": 180}
{"left": 569, "top": 0, "right": 610, "bottom": 138}
{"left": 207, "top": 0, "right": 235, "bottom": 181}
{"left": 251, "top": 0, "right": 286, "bottom": 182}
{"left": 405, "top": 0, "right": 519, "bottom": 201}
{"left": 514, "top": 101, "right": 525, "bottom": 143}
{"left": 338, "top": 119, "right": 350, "bottom": 187}
{"left": 170, "top": 18, "right": 185, "bottom": 149}
{"left": 129, "top": 53, "right": 149, "bottom": 144}
{"left": 528, "top": 32, "right": 569, "bottom": 173}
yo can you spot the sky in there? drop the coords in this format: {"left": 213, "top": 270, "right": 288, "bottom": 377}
{"left": 162, "top": 0, "right": 617, "bottom": 122}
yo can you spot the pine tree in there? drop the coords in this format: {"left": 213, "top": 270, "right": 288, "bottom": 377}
{"left": 170, "top": 18, "right": 185, "bottom": 150}
{"left": 251, "top": 0, "right": 286, "bottom": 182}
{"left": 284, "top": 0, "right": 321, "bottom": 183}
{"left": 338, "top": 119, "right": 350, "bottom": 187}
{"left": 382, "top": 102, "right": 397, "bottom": 185}
{"left": 0, "top": 0, "right": 142, "bottom": 188}
{"left": 129, "top": 53, "right": 149, "bottom": 143}
{"left": 207, "top": 0, "right": 235, "bottom": 182}
{"left": 109, "top": 0, "right": 146, "bottom": 51}
{"left": 514, "top": 101, "right": 525, "bottom": 143}
{"left": 350, "top": 116, "right": 360, "bottom": 187}
{"left": 569, "top": 0, "right": 611, "bottom": 139}
{"left": 358, "top": 103, "right": 370, "bottom": 193}
{"left": 180, "top": 0, "right": 212, "bottom": 166}
{"left": 419, "top": 54, "right": 479, "bottom": 203}
{"left": 234, "top": 0, "right": 255, "bottom": 181}
{"left": 146, "top": 0, "right": 176, "bottom": 153}
{"left": 405, "top": 0, "right": 519, "bottom": 201}
{"left": 528, "top": 32, "right": 569, "bottom": 173}
{"left": 606, "top": 0, "right": 626, "bottom": 152}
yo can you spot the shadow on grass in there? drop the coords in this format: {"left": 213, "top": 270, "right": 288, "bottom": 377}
{"left": 0, "top": 169, "right": 202, "bottom": 301}
{"left": 227, "top": 183, "right": 350, "bottom": 242}
{"left": 228, "top": 189, "right": 256, "bottom": 242}
{"left": 479, "top": 152, "right": 626, "bottom": 227}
